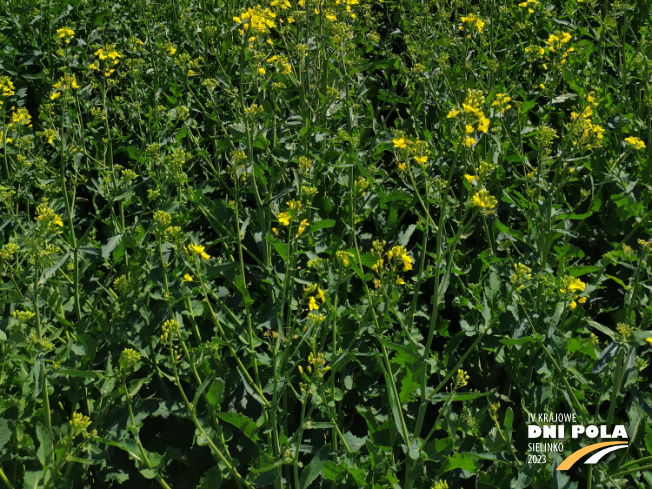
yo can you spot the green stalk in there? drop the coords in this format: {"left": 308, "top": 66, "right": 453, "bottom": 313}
{"left": 233, "top": 187, "right": 265, "bottom": 404}
{"left": 59, "top": 102, "right": 82, "bottom": 321}
{"left": 123, "top": 379, "right": 173, "bottom": 489}
{"left": 292, "top": 398, "right": 308, "bottom": 489}
{"left": 33, "top": 268, "right": 53, "bottom": 435}
{"left": 0, "top": 467, "right": 14, "bottom": 489}
{"left": 165, "top": 341, "right": 249, "bottom": 489}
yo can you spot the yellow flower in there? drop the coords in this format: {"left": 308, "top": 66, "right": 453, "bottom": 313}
{"left": 317, "top": 287, "right": 326, "bottom": 302}
{"left": 0, "top": 76, "right": 15, "bottom": 98}
{"left": 471, "top": 189, "right": 498, "bottom": 210}
{"left": 464, "top": 136, "right": 476, "bottom": 148}
{"left": 447, "top": 109, "right": 460, "bottom": 118}
{"left": 50, "top": 91, "right": 61, "bottom": 100}
{"left": 477, "top": 116, "right": 489, "bottom": 133}
{"left": 465, "top": 125, "right": 474, "bottom": 134}
{"left": 393, "top": 137, "right": 407, "bottom": 149}
{"left": 414, "top": 156, "right": 428, "bottom": 165}
{"left": 187, "top": 243, "right": 211, "bottom": 259}
{"left": 297, "top": 219, "right": 310, "bottom": 236}
{"left": 401, "top": 253, "right": 413, "bottom": 272}
{"left": 569, "top": 301, "right": 577, "bottom": 310}
{"left": 398, "top": 162, "right": 406, "bottom": 171}
{"left": 43, "top": 129, "right": 56, "bottom": 144}
{"left": 167, "top": 46, "right": 177, "bottom": 55}
{"left": 646, "top": 337, "right": 652, "bottom": 346}
{"left": 278, "top": 212, "right": 291, "bottom": 226}
{"left": 259, "top": 67, "right": 266, "bottom": 75}
{"left": 395, "top": 276, "right": 405, "bottom": 285}
{"left": 272, "top": 227, "right": 279, "bottom": 236}
{"left": 465, "top": 174, "right": 477, "bottom": 184}
{"left": 560, "top": 276, "right": 586, "bottom": 294}
{"left": 56, "top": 27, "right": 75, "bottom": 43}
{"left": 624, "top": 136, "right": 646, "bottom": 150}
{"left": 183, "top": 274, "right": 193, "bottom": 282}
{"left": 308, "top": 296, "right": 319, "bottom": 311}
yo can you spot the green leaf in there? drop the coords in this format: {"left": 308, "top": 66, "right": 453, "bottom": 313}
{"left": 22, "top": 471, "right": 43, "bottom": 489}
{"left": 586, "top": 320, "right": 615, "bottom": 340}
{"left": 198, "top": 467, "right": 223, "bottom": 489}
{"left": 40, "top": 252, "right": 71, "bottom": 285}
{"left": 309, "top": 219, "right": 336, "bottom": 232}
{"left": 593, "top": 342, "right": 621, "bottom": 373}
{"left": 442, "top": 452, "right": 480, "bottom": 473}
{"left": 176, "top": 127, "right": 187, "bottom": 143}
{"left": 54, "top": 369, "right": 102, "bottom": 379}
{"left": 102, "top": 234, "right": 123, "bottom": 259}
{"left": 299, "top": 445, "right": 330, "bottom": 489}
{"left": 519, "top": 100, "right": 536, "bottom": 115}
{"left": 206, "top": 379, "right": 225, "bottom": 406}
{"left": 322, "top": 461, "right": 346, "bottom": 482}
{"left": 139, "top": 469, "right": 157, "bottom": 480}
{"left": 215, "top": 412, "right": 259, "bottom": 442}
{"left": 0, "top": 419, "right": 11, "bottom": 450}
{"left": 36, "top": 424, "right": 52, "bottom": 466}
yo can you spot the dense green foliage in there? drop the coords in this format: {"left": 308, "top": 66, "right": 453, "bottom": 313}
{"left": 1, "top": 0, "right": 652, "bottom": 487}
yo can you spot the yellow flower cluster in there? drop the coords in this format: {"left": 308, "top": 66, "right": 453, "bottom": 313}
{"left": 570, "top": 95, "right": 604, "bottom": 149}
{"left": 300, "top": 351, "right": 329, "bottom": 377}
{"left": 10, "top": 107, "right": 32, "bottom": 127}
{"left": 120, "top": 348, "right": 141, "bottom": 371}
{"left": 277, "top": 199, "right": 307, "bottom": 231}
{"left": 471, "top": 189, "right": 498, "bottom": 213}
{"left": 511, "top": 263, "right": 532, "bottom": 290}
{"left": 392, "top": 135, "right": 429, "bottom": 171}
{"left": 43, "top": 128, "right": 56, "bottom": 144}
{"left": 160, "top": 318, "right": 180, "bottom": 341}
{"left": 432, "top": 480, "right": 449, "bottom": 489}
{"left": 56, "top": 27, "right": 75, "bottom": 44}
{"left": 624, "top": 136, "right": 646, "bottom": 150}
{"left": 455, "top": 369, "right": 470, "bottom": 388}
{"left": 297, "top": 219, "right": 310, "bottom": 236}
{"left": 460, "top": 13, "right": 485, "bottom": 33}
{"left": 0, "top": 243, "right": 20, "bottom": 261}
{"left": 0, "top": 76, "right": 14, "bottom": 108}
{"left": 266, "top": 55, "right": 292, "bottom": 75}
{"left": 270, "top": 0, "right": 291, "bottom": 8}
{"left": 464, "top": 160, "right": 495, "bottom": 187}
{"left": 387, "top": 245, "right": 413, "bottom": 272}
{"left": 186, "top": 243, "right": 211, "bottom": 259}
{"left": 492, "top": 93, "right": 512, "bottom": 114}
{"left": 546, "top": 31, "right": 572, "bottom": 52}
{"left": 36, "top": 203, "right": 64, "bottom": 230}
{"left": 90, "top": 47, "right": 122, "bottom": 77}
{"left": 13, "top": 310, "right": 36, "bottom": 322}
{"left": 448, "top": 89, "right": 490, "bottom": 147}
{"left": 233, "top": 6, "right": 277, "bottom": 34}
{"left": 70, "top": 412, "right": 92, "bottom": 438}
{"left": 560, "top": 276, "right": 586, "bottom": 294}
{"left": 370, "top": 243, "right": 413, "bottom": 287}
{"left": 50, "top": 74, "right": 79, "bottom": 100}
{"left": 518, "top": 0, "right": 538, "bottom": 13}
{"left": 336, "top": 250, "right": 353, "bottom": 267}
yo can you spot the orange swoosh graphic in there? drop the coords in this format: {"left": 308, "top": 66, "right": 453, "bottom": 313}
{"left": 556, "top": 441, "right": 628, "bottom": 470}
